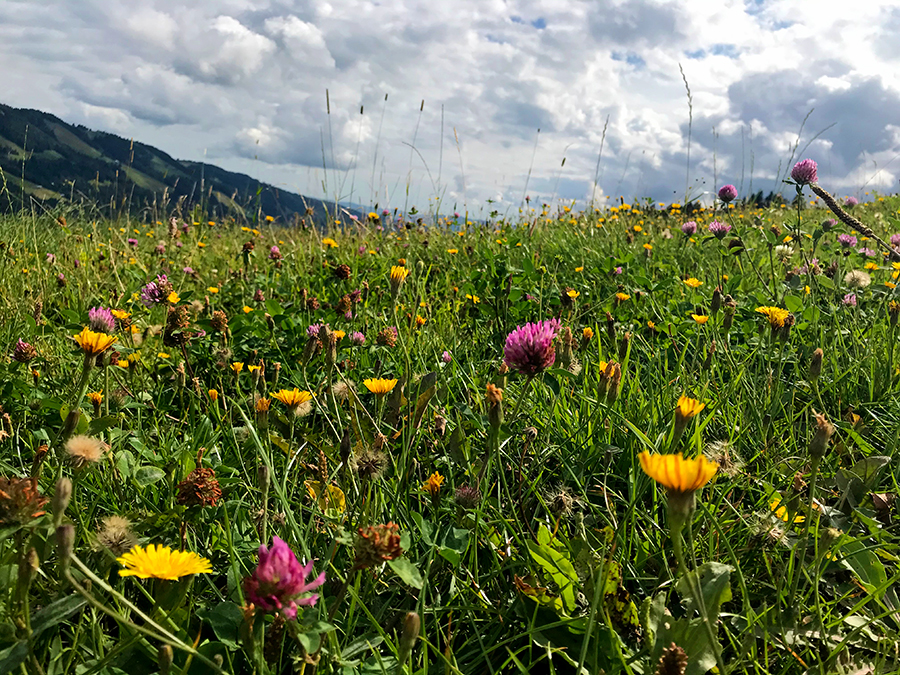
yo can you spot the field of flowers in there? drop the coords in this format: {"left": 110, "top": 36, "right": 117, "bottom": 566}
{"left": 1, "top": 161, "right": 900, "bottom": 674}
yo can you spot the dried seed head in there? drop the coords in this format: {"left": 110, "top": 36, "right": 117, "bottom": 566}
{"left": 176, "top": 467, "right": 222, "bottom": 507}
{"left": 655, "top": 643, "right": 688, "bottom": 675}
{"left": 65, "top": 435, "right": 107, "bottom": 468}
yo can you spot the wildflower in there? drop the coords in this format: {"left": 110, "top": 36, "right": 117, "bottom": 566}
{"left": 791, "top": 159, "right": 818, "bottom": 185}
{"left": 271, "top": 388, "right": 314, "bottom": 408}
{"left": 140, "top": 275, "right": 172, "bottom": 307}
{"left": 691, "top": 314, "right": 709, "bottom": 324}
{"left": 207, "top": 286, "right": 219, "bottom": 294}
{"left": 94, "top": 516, "right": 138, "bottom": 556}
{"left": 389, "top": 265, "right": 410, "bottom": 297}
{"left": 12, "top": 339, "right": 37, "bottom": 363}
{"left": 208, "top": 389, "right": 218, "bottom": 402}
{"left": 422, "top": 472, "right": 444, "bottom": 496}
{"left": 770, "top": 497, "right": 805, "bottom": 524}
{"left": 503, "top": 319, "right": 560, "bottom": 376}
{"left": 243, "top": 306, "right": 253, "bottom": 314}
{"left": 844, "top": 270, "right": 871, "bottom": 289}
{"left": 656, "top": 643, "right": 689, "bottom": 675}
{"left": 354, "top": 522, "right": 403, "bottom": 568}
{"left": 858, "top": 247, "right": 877, "bottom": 258}
{"left": 73, "top": 327, "right": 116, "bottom": 357}
{"left": 333, "top": 263, "right": 351, "bottom": 280}
{"left": 65, "top": 435, "right": 107, "bottom": 468}
{"left": 447, "top": 248, "right": 459, "bottom": 254}
{"left": 718, "top": 184, "right": 738, "bottom": 202}
{"left": 177, "top": 466, "right": 222, "bottom": 507}
{"left": 243, "top": 537, "right": 325, "bottom": 619}
{"left": 808, "top": 411, "right": 834, "bottom": 459}
{"left": 837, "top": 234, "right": 858, "bottom": 248}
{"left": 845, "top": 196, "right": 859, "bottom": 207}
{"left": 117, "top": 544, "right": 212, "bottom": 580}
{"left": 454, "top": 484, "right": 481, "bottom": 510}
{"left": 376, "top": 327, "right": 398, "bottom": 347}
{"left": 755, "top": 306, "right": 790, "bottom": 329}
{"left": 88, "top": 307, "right": 116, "bottom": 333}
{"left": 231, "top": 362, "right": 244, "bottom": 375}
{"left": 639, "top": 451, "right": 718, "bottom": 519}
{"left": 842, "top": 293, "right": 857, "bottom": 307}
{"left": 680, "top": 221, "right": 698, "bottom": 236}
{"left": 708, "top": 221, "right": 732, "bottom": 238}
{"left": 684, "top": 278, "right": 702, "bottom": 288}
{"left": 566, "top": 289, "right": 580, "bottom": 299}
{"left": 269, "top": 245, "right": 282, "bottom": 261}
{"left": 442, "top": 350, "right": 453, "bottom": 363}
{"left": 350, "top": 331, "right": 366, "bottom": 346}
{"left": 0, "top": 477, "right": 48, "bottom": 525}
{"left": 363, "top": 378, "right": 398, "bottom": 396}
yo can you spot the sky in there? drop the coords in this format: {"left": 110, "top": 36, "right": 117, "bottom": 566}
{"left": 1, "top": 0, "right": 900, "bottom": 217}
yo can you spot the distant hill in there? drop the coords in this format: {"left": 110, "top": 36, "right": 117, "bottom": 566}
{"left": 0, "top": 103, "right": 351, "bottom": 223}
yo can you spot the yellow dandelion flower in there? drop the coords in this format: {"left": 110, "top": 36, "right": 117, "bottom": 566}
{"left": 231, "top": 362, "right": 244, "bottom": 374}
{"left": 117, "top": 544, "right": 212, "bottom": 580}
{"left": 157, "top": 352, "right": 170, "bottom": 359}
{"left": 684, "top": 278, "right": 703, "bottom": 288}
{"left": 567, "top": 289, "right": 580, "bottom": 299}
{"left": 465, "top": 294, "right": 481, "bottom": 304}
{"left": 73, "top": 328, "right": 117, "bottom": 357}
{"left": 575, "top": 266, "right": 584, "bottom": 272}
{"left": 390, "top": 265, "right": 410, "bottom": 283}
{"left": 271, "top": 388, "right": 314, "bottom": 407}
{"left": 111, "top": 309, "right": 130, "bottom": 321}
{"left": 208, "top": 389, "right": 218, "bottom": 402}
{"left": 638, "top": 452, "right": 718, "bottom": 494}
{"left": 755, "top": 306, "right": 790, "bottom": 328}
{"left": 167, "top": 291, "right": 180, "bottom": 304}
{"left": 243, "top": 306, "right": 253, "bottom": 314}
{"left": 675, "top": 395, "right": 705, "bottom": 422}
{"left": 322, "top": 237, "right": 339, "bottom": 248}
{"left": 615, "top": 292, "right": 630, "bottom": 302}
{"left": 422, "top": 471, "right": 445, "bottom": 496}
{"left": 447, "top": 248, "right": 459, "bottom": 254}
{"left": 363, "top": 378, "right": 398, "bottom": 396}
{"left": 865, "top": 262, "right": 879, "bottom": 271}
{"left": 86, "top": 391, "right": 103, "bottom": 406}
{"left": 207, "top": 287, "right": 219, "bottom": 294}
{"left": 691, "top": 314, "right": 709, "bottom": 324}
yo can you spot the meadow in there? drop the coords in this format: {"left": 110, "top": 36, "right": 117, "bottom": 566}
{"left": 1, "top": 161, "right": 900, "bottom": 675}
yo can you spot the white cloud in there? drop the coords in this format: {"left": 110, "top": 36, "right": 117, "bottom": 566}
{"left": 0, "top": 0, "right": 898, "bottom": 212}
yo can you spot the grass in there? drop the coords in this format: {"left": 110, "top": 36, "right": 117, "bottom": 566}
{"left": 1, "top": 180, "right": 900, "bottom": 675}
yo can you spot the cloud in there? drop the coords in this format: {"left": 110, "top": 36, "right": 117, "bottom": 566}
{"left": 0, "top": 0, "right": 898, "bottom": 212}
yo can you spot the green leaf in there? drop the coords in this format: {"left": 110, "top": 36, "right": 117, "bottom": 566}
{"left": 88, "top": 415, "right": 119, "bottom": 435}
{"left": 387, "top": 557, "right": 424, "bottom": 589}
{"left": 676, "top": 561, "right": 733, "bottom": 618}
{"left": 526, "top": 537, "right": 579, "bottom": 614}
{"left": 197, "top": 601, "right": 244, "bottom": 649}
{"left": 31, "top": 595, "right": 87, "bottom": 638}
{"left": 0, "top": 642, "right": 28, "bottom": 673}
{"left": 134, "top": 466, "right": 166, "bottom": 487}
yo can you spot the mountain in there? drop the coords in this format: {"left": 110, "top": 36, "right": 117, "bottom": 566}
{"left": 0, "top": 103, "right": 349, "bottom": 223}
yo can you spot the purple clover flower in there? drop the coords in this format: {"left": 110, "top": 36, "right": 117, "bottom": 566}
{"left": 842, "top": 293, "right": 857, "bottom": 307}
{"left": 442, "top": 350, "right": 453, "bottom": 364}
{"left": 12, "top": 339, "right": 37, "bottom": 363}
{"left": 127, "top": 238, "right": 139, "bottom": 247}
{"left": 681, "top": 221, "right": 698, "bottom": 236}
{"left": 269, "top": 245, "right": 282, "bottom": 261}
{"left": 708, "top": 221, "right": 732, "bottom": 239}
{"left": 140, "top": 274, "right": 172, "bottom": 307}
{"left": 243, "top": 537, "right": 325, "bottom": 620}
{"left": 791, "top": 159, "right": 818, "bottom": 185}
{"left": 718, "top": 184, "right": 738, "bottom": 203}
{"left": 890, "top": 234, "right": 900, "bottom": 248}
{"left": 503, "top": 319, "right": 561, "bottom": 376}
{"left": 858, "top": 247, "right": 877, "bottom": 258}
{"left": 614, "top": 266, "right": 623, "bottom": 275}
{"left": 307, "top": 323, "right": 326, "bottom": 338}
{"left": 845, "top": 196, "right": 859, "bottom": 207}
{"left": 87, "top": 307, "right": 116, "bottom": 333}
{"left": 837, "top": 234, "right": 858, "bottom": 248}
{"left": 349, "top": 331, "right": 366, "bottom": 346}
